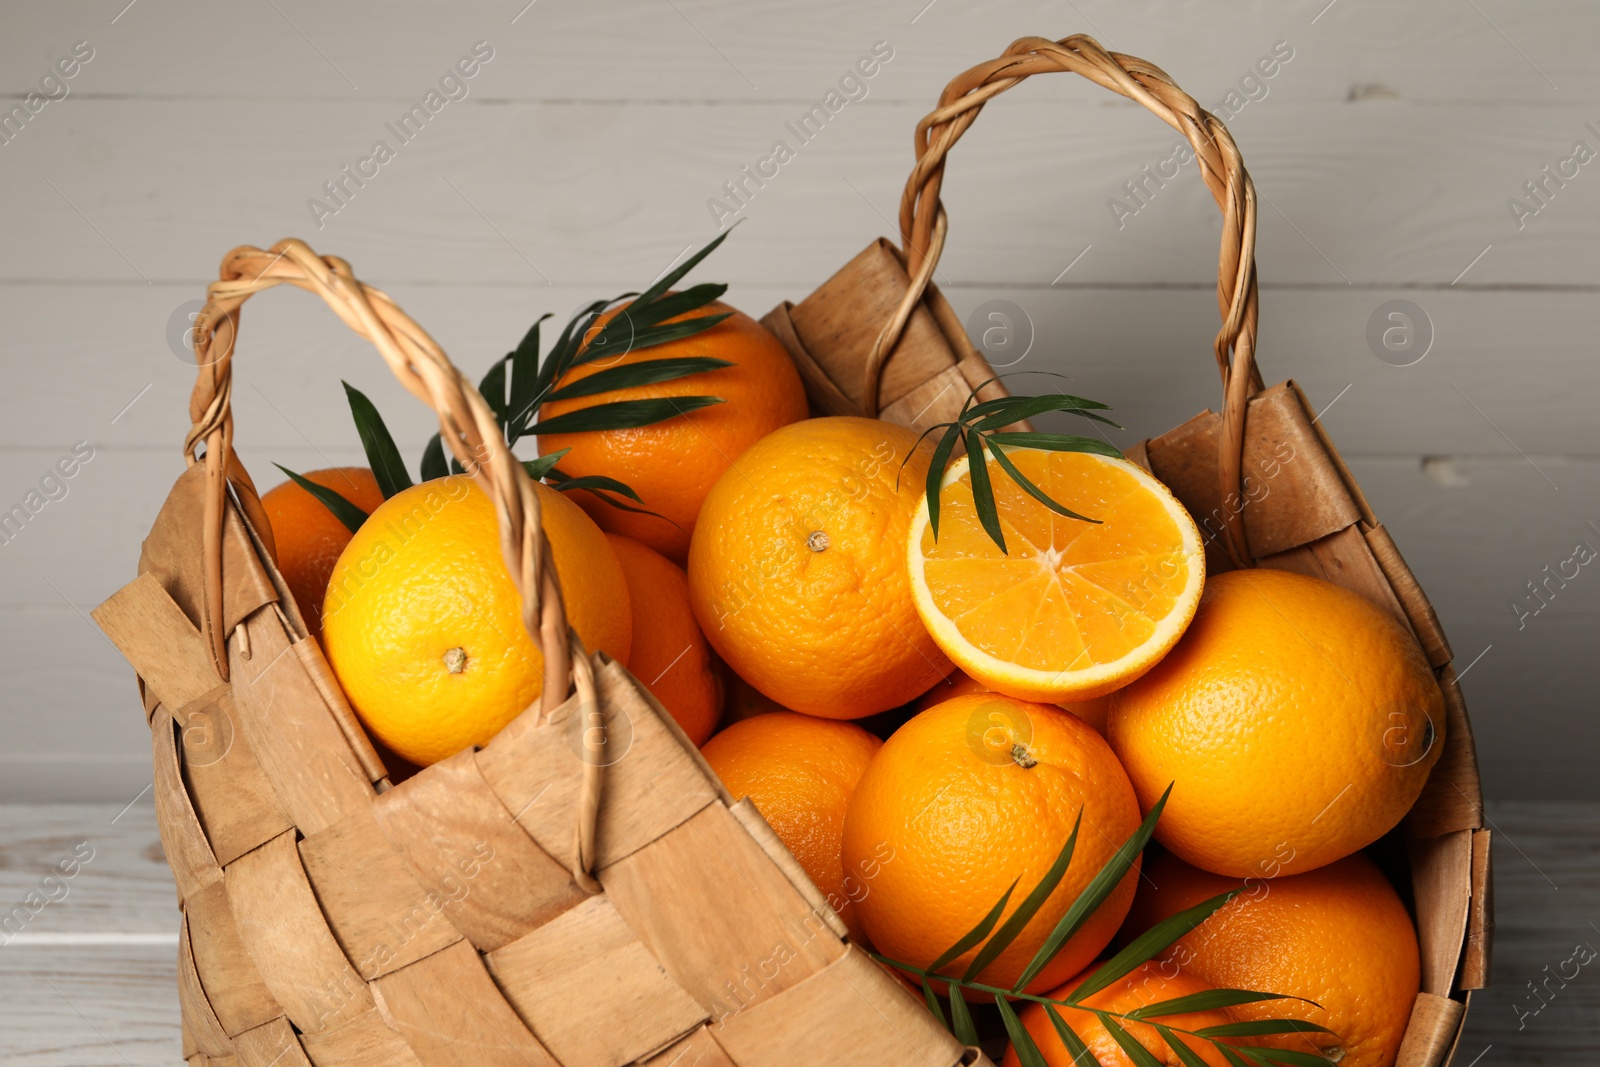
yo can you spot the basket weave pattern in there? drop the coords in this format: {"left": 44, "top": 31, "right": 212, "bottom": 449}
{"left": 91, "top": 33, "right": 1489, "bottom": 1067}
{"left": 92, "top": 242, "right": 983, "bottom": 1066}
{"left": 763, "top": 36, "right": 1490, "bottom": 1067}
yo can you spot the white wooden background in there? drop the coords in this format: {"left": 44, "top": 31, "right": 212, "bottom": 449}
{"left": 0, "top": 0, "right": 1596, "bottom": 802}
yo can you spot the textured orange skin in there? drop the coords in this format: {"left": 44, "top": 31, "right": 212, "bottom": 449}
{"left": 538, "top": 299, "right": 808, "bottom": 562}
{"left": 841, "top": 694, "right": 1142, "bottom": 994}
{"left": 1001, "top": 963, "right": 1241, "bottom": 1067}
{"left": 323, "top": 476, "right": 631, "bottom": 766}
{"left": 687, "top": 416, "right": 954, "bottom": 719}
{"left": 914, "top": 669, "right": 1111, "bottom": 732}
{"left": 260, "top": 467, "right": 386, "bottom": 639}
{"left": 1107, "top": 569, "right": 1445, "bottom": 878}
{"left": 605, "top": 534, "right": 721, "bottom": 745}
{"left": 701, "top": 713, "right": 882, "bottom": 940}
{"left": 1124, "top": 849, "right": 1421, "bottom": 1067}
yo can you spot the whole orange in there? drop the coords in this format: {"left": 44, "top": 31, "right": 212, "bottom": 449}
{"left": 323, "top": 475, "right": 631, "bottom": 766}
{"left": 1001, "top": 962, "right": 1242, "bottom": 1067}
{"left": 538, "top": 299, "right": 807, "bottom": 561}
{"left": 1106, "top": 568, "right": 1444, "bottom": 878}
{"left": 260, "top": 467, "right": 386, "bottom": 638}
{"left": 1123, "top": 849, "right": 1420, "bottom": 1067}
{"left": 700, "top": 712, "right": 882, "bottom": 939}
{"left": 687, "top": 416, "right": 953, "bottom": 719}
{"left": 605, "top": 533, "right": 721, "bottom": 745}
{"left": 914, "top": 669, "right": 1111, "bottom": 732}
{"left": 841, "top": 694, "right": 1142, "bottom": 993}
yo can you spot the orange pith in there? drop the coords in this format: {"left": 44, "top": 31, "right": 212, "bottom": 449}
{"left": 910, "top": 448, "right": 1204, "bottom": 703}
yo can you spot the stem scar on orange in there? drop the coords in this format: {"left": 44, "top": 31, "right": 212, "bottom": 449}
{"left": 322, "top": 475, "right": 631, "bottom": 766}
{"left": 687, "top": 416, "right": 954, "bottom": 719}
{"left": 841, "top": 693, "right": 1142, "bottom": 994}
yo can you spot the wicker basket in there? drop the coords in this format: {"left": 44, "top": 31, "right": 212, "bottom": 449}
{"left": 763, "top": 35, "right": 1491, "bottom": 1067}
{"left": 91, "top": 247, "right": 994, "bottom": 1063}
{"left": 91, "top": 32, "right": 1488, "bottom": 1067}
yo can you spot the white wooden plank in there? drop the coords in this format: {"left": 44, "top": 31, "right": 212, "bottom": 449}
{"left": 1458, "top": 801, "right": 1600, "bottom": 1065}
{"left": 1, "top": 98, "right": 1597, "bottom": 288}
{"left": 0, "top": 802, "right": 1594, "bottom": 1064}
{"left": 0, "top": 607, "right": 155, "bottom": 802}
{"left": 2, "top": 451, "right": 1595, "bottom": 800}
{"left": 0, "top": 805, "right": 177, "bottom": 1065}
{"left": 1346, "top": 457, "right": 1600, "bottom": 626}
{"left": 3, "top": 294, "right": 1600, "bottom": 607}
{"left": 0, "top": 945, "right": 179, "bottom": 1066}
{"left": 1345, "top": 456, "right": 1600, "bottom": 802}
{"left": 0, "top": 285, "right": 1595, "bottom": 460}
{"left": 0, "top": 446, "right": 358, "bottom": 609}
{"left": 1433, "top": 617, "right": 1593, "bottom": 802}
{"left": 0, "top": 0, "right": 1590, "bottom": 102}
{"left": 0, "top": 803, "right": 172, "bottom": 934}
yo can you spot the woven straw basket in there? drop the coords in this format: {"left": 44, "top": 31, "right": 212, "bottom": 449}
{"left": 93, "top": 33, "right": 1488, "bottom": 1067}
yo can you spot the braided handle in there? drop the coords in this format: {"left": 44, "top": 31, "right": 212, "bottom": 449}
{"left": 871, "top": 34, "right": 1264, "bottom": 566}
{"left": 185, "top": 239, "right": 604, "bottom": 884}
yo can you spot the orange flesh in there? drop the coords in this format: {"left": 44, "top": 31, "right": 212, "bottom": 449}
{"left": 921, "top": 450, "right": 1193, "bottom": 671}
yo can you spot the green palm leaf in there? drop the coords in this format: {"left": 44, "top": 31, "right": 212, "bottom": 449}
{"left": 531, "top": 396, "right": 723, "bottom": 436}
{"left": 342, "top": 381, "right": 413, "bottom": 499}
{"left": 544, "top": 357, "right": 734, "bottom": 403}
{"left": 962, "top": 812, "right": 1082, "bottom": 982}
{"left": 997, "top": 997, "right": 1048, "bottom": 1067}
{"left": 1014, "top": 785, "right": 1170, "bottom": 992}
{"left": 273, "top": 465, "right": 368, "bottom": 534}
{"left": 1045, "top": 1005, "right": 1098, "bottom": 1067}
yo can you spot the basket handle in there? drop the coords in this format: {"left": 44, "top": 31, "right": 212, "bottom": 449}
{"left": 185, "top": 239, "right": 605, "bottom": 887}
{"left": 870, "top": 34, "right": 1263, "bottom": 567}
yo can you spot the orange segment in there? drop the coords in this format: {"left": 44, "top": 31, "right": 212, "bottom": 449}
{"left": 907, "top": 448, "right": 1205, "bottom": 702}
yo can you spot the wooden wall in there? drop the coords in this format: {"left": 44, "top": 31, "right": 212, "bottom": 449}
{"left": 1, "top": 0, "right": 1595, "bottom": 799}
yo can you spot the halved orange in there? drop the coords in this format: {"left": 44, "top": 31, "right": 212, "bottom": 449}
{"left": 907, "top": 447, "right": 1204, "bottom": 703}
